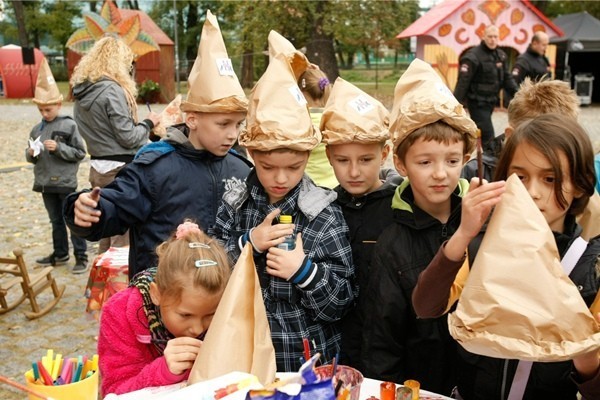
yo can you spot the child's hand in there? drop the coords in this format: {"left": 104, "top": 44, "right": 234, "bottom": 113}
{"left": 250, "top": 209, "right": 295, "bottom": 252}
{"left": 43, "top": 139, "right": 57, "bottom": 152}
{"left": 458, "top": 179, "right": 506, "bottom": 240}
{"left": 266, "top": 233, "right": 305, "bottom": 280}
{"left": 163, "top": 337, "right": 203, "bottom": 376}
{"left": 27, "top": 148, "right": 34, "bottom": 157}
{"left": 147, "top": 111, "right": 161, "bottom": 127}
{"left": 573, "top": 312, "right": 600, "bottom": 380}
{"left": 74, "top": 187, "right": 102, "bottom": 227}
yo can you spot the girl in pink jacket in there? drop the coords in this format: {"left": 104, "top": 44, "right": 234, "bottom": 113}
{"left": 98, "top": 221, "right": 231, "bottom": 396}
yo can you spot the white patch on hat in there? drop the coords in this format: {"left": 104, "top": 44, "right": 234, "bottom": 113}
{"left": 348, "top": 94, "right": 375, "bottom": 115}
{"left": 435, "top": 82, "right": 454, "bottom": 99}
{"left": 216, "top": 58, "right": 235, "bottom": 76}
{"left": 460, "top": 63, "right": 469, "bottom": 73}
{"left": 288, "top": 85, "right": 307, "bottom": 105}
{"left": 47, "top": 76, "right": 55, "bottom": 84}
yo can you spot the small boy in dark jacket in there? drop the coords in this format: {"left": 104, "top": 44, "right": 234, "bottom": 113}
{"left": 359, "top": 59, "right": 477, "bottom": 395}
{"left": 319, "top": 77, "right": 401, "bottom": 370}
{"left": 27, "top": 58, "right": 88, "bottom": 273}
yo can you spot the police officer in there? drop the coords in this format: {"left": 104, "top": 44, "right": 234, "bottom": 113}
{"left": 455, "top": 25, "right": 518, "bottom": 146}
{"left": 512, "top": 31, "right": 551, "bottom": 84}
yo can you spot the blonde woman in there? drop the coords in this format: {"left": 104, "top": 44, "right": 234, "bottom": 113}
{"left": 71, "top": 36, "right": 160, "bottom": 252}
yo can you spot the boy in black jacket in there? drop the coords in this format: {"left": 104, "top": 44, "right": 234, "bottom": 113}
{"left": 359, "top": 59, "right": 476, "bottom": 395}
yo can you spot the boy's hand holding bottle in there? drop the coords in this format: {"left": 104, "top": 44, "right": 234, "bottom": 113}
{"left": 266, "top": 233, "right": 305, "bottom": 280}
{"left": 249, "top": 209, "right": 295, "bottom": 253}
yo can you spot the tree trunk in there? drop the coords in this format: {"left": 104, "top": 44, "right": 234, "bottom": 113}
{"left": 334, "top": 40, "right": 345, "bottom": 69}
{"left": 363, "top": 47, "right": 371, "bottom": 69}
{"left": 185, "top": 2, "right": 199, "bottom": 75}
{"left": 305, "top": 1, "right": 339, "bottom": 80}
{"left": 11, "top": 0, "right": 28, "bottom": 47}
{"left": 347, "top": 51, "right": 355, "bottom": 69}
{"left": 89, "top": 1, "right": 97, "bottom": 12}
{"left": 241, "top": 44, "right": 254, "bottom": 88}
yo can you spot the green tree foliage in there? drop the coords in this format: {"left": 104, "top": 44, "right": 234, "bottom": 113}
{"left": 532, "top": 0, "right": 600, "bottom": 20}
{"left": 0, "top": 0, "right": 81, "bottom": 54}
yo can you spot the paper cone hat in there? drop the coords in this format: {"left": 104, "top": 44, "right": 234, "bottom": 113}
{"left": 320, "top": 77, "right": 389, "bottom": 145}
{"left": 267, "top": 30, "right": 309, "bottom": 81}
{"left": 180, "top": 10, "right": 247, "bottom": 114}
{"left": 189, "top": 243, "right": 276, "bottom": 385}
{"left": 239, "top": 52, "right": 319, "bottom": 151}
{"left": 389, "top": 58, "right": 476, "bottom": 152}
{"left": 448, "top": 174, "right": 600, "bottom": 362}
{"left": 576, "top": 192, "right": 600, "bottom": 241}
{"left": 32, "top": 58, "right": 63, "bottom": 105}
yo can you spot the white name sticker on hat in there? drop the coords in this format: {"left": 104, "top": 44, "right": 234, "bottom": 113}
{"left": 348, "top": 95, "right": 375, "bottom": 115}
{"left": 289, "top": 86, "right": 308, "bottom": 105}
{"left": 435, "top": 82, "right": 454, "bottom": 99}
{"left": 216, "top": 58, "right": 235, "bottom": 77}
{"left": 47, "top": 77, "right": 55, "bottom": 84}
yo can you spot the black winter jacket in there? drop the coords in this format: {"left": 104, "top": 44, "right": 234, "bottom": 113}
{"left": 512, "top": 46, "right": 551, "bottom": 84}
{"left": 64, "top": 124, "right": 252, "bottom": 278}
{"left": 455, "top": 41, "right": 518, "bottom": 106}
{"left": 461, "top": 134, "right": 505, "bottom": 182}
{"left": 335, "top": 169, "right": 403, "bottom": 371}
{"left": 360, "top": 179, "right": 468, "bottom": 395}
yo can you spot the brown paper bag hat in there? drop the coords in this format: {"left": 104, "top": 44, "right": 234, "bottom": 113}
{"left": 389, "top": 58, "right": 476, "bottom": 152}
{"left": 180, "top": 10, "right": 247, "bottom": 114}
{"left": 448, "top": 174, "right": 600, "bottom": 362}
{"left": 32, "top": 58, "right": 63, "bottom": 105}
{"left": 267, "top": 30, "right": 309, "bottom": 81}
{"left": 189, "top": 243, "right": 276, "bottom": 385}
{"left": 239, "top": 52, "right": 320, "bottom": 151}
{"left": 153, "top": 94, "right": 184, "bottom": 138}
{"left": 320, "top": 77, "right": 389, "bottom": 145}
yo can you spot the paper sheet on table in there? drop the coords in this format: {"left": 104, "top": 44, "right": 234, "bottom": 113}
{"left": 448, "top": 174, "right": 600, "bottom": 361}
{"left": 28, "top": 136, "right": 44, "bottom": 157}
{"left": 189, "top": 243, "right": 276, "bottom": 385}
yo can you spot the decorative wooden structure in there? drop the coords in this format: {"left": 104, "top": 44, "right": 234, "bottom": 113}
{"left": 0, "top": 248, "right": 65, "bottom": 319}
{"left": 398, "top": 0, "right": 563, "bottom": 90}
{"left": 67, "top": 8, "right": 175, "bottom": 103}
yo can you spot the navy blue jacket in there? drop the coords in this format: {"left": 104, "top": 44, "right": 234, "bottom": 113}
{"left": 64, "top": 125, "right": 252, "bottom": 278}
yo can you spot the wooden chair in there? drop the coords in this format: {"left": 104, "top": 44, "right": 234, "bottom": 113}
{"left": 0, "top": 248, "right": 65, "bottom": 319}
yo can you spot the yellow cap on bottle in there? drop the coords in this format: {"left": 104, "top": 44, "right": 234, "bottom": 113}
{"left": 280, "top": 215, "right": 292, "bottom": 224}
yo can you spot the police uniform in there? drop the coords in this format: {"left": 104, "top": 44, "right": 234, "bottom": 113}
{"left": 454, "top": 41, "right": 518, "bottom": 145}
{"left": 512, "top": 46, "right": 551, "bottom": 84}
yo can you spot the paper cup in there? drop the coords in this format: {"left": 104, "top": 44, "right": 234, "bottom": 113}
{"left": 315, "top": 364, "right": 363, "bottom": 400}
{"left": 24, "top": 369, "right": 98, "bottom": 400}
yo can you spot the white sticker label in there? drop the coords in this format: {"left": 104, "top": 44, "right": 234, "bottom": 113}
{"left": 216, "top": 58, "right": 235, "bottom": 76}
{"left": 348, "top": 94, "right": 375, "bottom": 115}
{"left": 47, "top": 76, "right": 55, "bottom": 84}
{"left": 289, "top": 85, "right": 308, "bottom": 105}
{"left": 435, "top": 82, "right": 453, "bottom": 98}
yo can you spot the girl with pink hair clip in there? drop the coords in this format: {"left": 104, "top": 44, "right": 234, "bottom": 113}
{"left": 98, "top": 220, "right": 231, "bottom": 396}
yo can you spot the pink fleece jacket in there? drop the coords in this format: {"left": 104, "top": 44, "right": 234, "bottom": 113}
{"left": 98, "top": 286, "right": 190, "bottom": 396}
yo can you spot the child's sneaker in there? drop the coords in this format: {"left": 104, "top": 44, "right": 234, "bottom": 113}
{"left": 72, "top": 256, "right": 89, "bottom": 274}
{"left": 36, "top": 254, "right": 69, "bottom": 266}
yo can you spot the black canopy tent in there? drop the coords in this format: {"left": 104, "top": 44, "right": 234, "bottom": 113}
{"left": 551, "top": 11, "right": 600, "bottom": 103}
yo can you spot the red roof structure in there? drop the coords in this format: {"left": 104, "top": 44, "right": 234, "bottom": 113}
{"left": 398, "top": 0, "right": 563, "bottom": 58}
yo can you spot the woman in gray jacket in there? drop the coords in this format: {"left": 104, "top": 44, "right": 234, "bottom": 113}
{"left": 70, "top": 36, "right": 160, "bottom": 253}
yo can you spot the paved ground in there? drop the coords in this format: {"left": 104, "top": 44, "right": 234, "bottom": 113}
{"left": 0, "top": 102, "right": 599, "bottom": 399}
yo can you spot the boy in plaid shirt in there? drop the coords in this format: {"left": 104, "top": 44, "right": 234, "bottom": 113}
{"left": 212, "top": 53, "right": 356, "bottom": 372}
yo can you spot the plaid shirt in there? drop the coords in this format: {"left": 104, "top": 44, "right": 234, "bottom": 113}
{"left": 213, "top": 170, "right": 356, "bottom": 372}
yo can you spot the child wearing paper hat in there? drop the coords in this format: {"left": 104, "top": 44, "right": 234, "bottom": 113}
{"left": 64, "top": 10, "right": 252, "bottom": 279}
{"left": 26, "top": 58, "right": 89, "bottom": 273}
{"left": 319, "top": 77, "right": 402, "bottom": 370}
{"left": 213, "top": 52, "right": 356, "bottom": 372}
{"left": 359, "top": 58, "right": 476, "bottom": 394}
{"left": 415, "top": 113, "right": 600, "bottom": 399}
{"left": 268, "top": 30, "right": 337, "bottom": 188}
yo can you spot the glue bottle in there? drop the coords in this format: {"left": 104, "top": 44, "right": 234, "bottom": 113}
{"left": 277, "top": 215, "right": 296, "bottom": 251}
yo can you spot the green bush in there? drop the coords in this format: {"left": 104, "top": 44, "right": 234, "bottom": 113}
{"left": 138, "top": 79, "right": 160, "bottom": 101}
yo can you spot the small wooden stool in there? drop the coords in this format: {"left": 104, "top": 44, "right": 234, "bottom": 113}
{"left": 0, "top": 248, "right": 65, "bottom": 319}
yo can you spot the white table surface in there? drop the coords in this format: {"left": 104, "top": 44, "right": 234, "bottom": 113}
{"left": 107, "top": 372, "right": 452, "bottom": 400}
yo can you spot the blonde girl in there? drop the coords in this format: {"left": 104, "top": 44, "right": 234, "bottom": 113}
{"left": 98, "top": 221, "right": 230, "bottom": 396}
